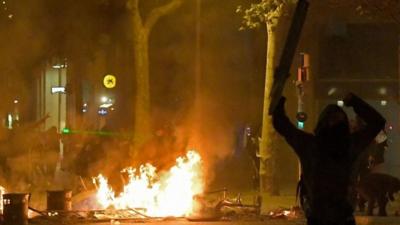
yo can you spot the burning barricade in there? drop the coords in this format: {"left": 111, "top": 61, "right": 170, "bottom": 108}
{"left": 0, "top": 150, "right": 281, "bottom": 224}
{"left": 90, "top": 150, "right": 264, "bottom": 222}
{"left": 91, "top": 150, "right": 204, "bottom": 218}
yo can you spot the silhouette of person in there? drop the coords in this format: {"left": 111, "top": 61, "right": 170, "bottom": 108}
{"left": 272, "top": 93, "right": 385, "bottom": 225}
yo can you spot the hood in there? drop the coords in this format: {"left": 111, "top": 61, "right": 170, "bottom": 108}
{"left": 314, "top": 104, "right": 350, "bottom": 159}
{"left": 314, "top": 104, "right": 349, "bottom": 136}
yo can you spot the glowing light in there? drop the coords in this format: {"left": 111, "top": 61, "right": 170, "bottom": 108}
{"left": 52, "top": 65, "right": 62, "bottom": 69}
{"left": 99, "top": 103, "right": 113, "bottom": 108}
{"left": 7, "top": 113, "right": 12, "bottom": 129}
{"left": 13, "top": 99, "right": 18, "bottom": 104}
{"left": 337, "top": 100, "right": 344, "bottom": 107}
{"left": 52, "top": 63, "right": 67, "bottom": 69}
{"left": 103, "top": 75, "right": 117, "bottom": 89}
{"left": 98, "top": 108, "right": 108, "bottom": 116}
{"left": 94, "top": 151, "right": 204, "bottom": 217}
{"left": 379, "top": 87, "right": 387, "bottom": 95}
{"left": 51, "top": 86, "right": 66, "bottom": 94}
{"left": 100, "top": 96, "right": 108, "bottom": 103}
{"left": 380, "top": 100, "right": 387, "bottom": 106}
{"left": 0, "top": 186, "right": 5, "bottom": 213}
{"left": 328, "top": 87, "right": 337, "bottom": 96}
{"left": 62, "top": 128, "right": 71, "bottom": 134}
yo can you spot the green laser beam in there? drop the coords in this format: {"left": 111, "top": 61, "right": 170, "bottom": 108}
{"left": 62, "top": 128, "right": 133, "bottom": 138}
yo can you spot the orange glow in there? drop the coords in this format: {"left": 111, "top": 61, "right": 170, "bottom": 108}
{"left": 93, "top": 150, "right": 204, "bottom": 217}
{"left": 0, "top": 186, "right": 5, "bottom": 213}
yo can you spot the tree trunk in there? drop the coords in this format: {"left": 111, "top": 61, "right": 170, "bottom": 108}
{"left": 259, "top": 24, "right": 279, "bottom": 195}
{"left": 133, "top": 31, "right": 152, "bottom": 147}
{"left": 129, "top": 0, "right": 183, "bottom": 149}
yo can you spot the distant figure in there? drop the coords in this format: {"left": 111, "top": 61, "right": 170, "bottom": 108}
{"left": 366, "top": 130, "right": 388, "bottom": 170}
{"left": 350, "top": 116, "right": 389, "bottom": 213}
{"left": 353, "top": 129, "right": 393, "bottom": 216}
{"left": 243, "top": 124, "right": 261, "bottom": 190}
{"left": 43, "top": 126, "right": 61, "bottom": 174}
{"left": 272, "top": 93, "right": 385, "bottom": 225}
{"left": 356, "top": 173, "right": 400, "bottom": 216}
{"left": 351, "top": 117, "right": 387, "bottom": 178}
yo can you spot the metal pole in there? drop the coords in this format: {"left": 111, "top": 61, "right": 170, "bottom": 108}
{"left": 192, "top": 0, "right": 202, "bottom": 150}
{"left": 296, "top": 80, "right": 304, "bottom": 180}
{"left": 296, "top": 52, "right": 309, "bottom": 179}
{"left": 195, "top": 0, "right": 201, "bottom": 94}
{"left": 58, "top": 66, "right": 62, "bottom": 132}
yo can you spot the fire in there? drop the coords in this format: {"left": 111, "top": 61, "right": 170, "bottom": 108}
{"left": 93, "top": 150, "right": 204, "bottom": 217}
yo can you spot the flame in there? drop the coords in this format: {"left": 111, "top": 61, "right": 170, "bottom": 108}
{"left": 94, "top": 150, "right": 203, "bottom": 217}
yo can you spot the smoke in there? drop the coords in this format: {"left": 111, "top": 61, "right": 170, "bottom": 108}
{"left": 0, "top": 1, "right": 113, "bottom": 203}
{"left": 0, "top": 0, "right": 265, "bottom": 199}
{"left": 139, "top": 0, "right": 264, "bottom": 190}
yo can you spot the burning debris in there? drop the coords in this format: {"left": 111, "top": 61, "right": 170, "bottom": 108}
{"left": 186, "top": 188, "right": 263, "bottom": 222}
{"left": 92, "top": 150, "right": 204, "bottom": 217}
{"left": 0, "top": 151, "right": 298, "bottom": 224}
{"left": 73, "top": 150, "right": 264, "bottom": 222}
{"left": 267, "top": 206, "right": 303, "bottom": 220}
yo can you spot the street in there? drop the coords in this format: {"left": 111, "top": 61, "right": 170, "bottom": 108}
{"left": 24, "top": 190, "right": 400, "bottom": 225}
{"left": 29, "top": 216, "right": 400, "bottom": 225}
{"left": 2, "top": 1, "right": 400, "bottom": 225}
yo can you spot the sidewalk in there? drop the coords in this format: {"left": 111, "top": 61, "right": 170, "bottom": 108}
{"left": 241, "top": 192, "right": 400, "bottom": 224}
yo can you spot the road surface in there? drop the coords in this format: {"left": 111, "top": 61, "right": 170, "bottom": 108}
{"left": 29, "top": 216, "right": 400, "bottom": 225}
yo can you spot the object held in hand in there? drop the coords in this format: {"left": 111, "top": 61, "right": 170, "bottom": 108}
{"left": 268, "top": 0, "right": 309, "bottom": 115}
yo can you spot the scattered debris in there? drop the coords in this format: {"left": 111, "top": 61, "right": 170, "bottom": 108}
{"left": 267, "top": 206, "right": 303, "bottom": 219}
{"left": 188, "top": 189, "right": 262, "bottom": 221}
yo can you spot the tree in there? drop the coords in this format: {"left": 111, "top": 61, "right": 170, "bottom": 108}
{"left": 237, "top": 0, "right": 296, "bottom": 194}
{"left": 127, "top": 0, "right": 184, "bottom": 147}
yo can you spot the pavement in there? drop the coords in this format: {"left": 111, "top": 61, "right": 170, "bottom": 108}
{"left": 28, "top": 216, "right": 400, "bottom": 225}
{"left": 26, "top": 190, "right": 400, "bottom": 225}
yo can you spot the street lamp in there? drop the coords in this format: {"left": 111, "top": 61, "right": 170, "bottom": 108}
{"left": 101, "top": 96, "right": 108, "bottom": 103}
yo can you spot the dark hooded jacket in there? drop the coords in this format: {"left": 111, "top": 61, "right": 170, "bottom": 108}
{"left": 272, "top": 94, "right": 385, "bottom": 224}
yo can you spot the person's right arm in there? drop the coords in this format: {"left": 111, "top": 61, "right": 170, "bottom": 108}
{"left": 345, "top": 93, "right": 386, "bottom": 156}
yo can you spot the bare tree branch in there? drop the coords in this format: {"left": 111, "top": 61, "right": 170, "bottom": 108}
{"left": 375, "top": 0, "right": 400, "bottom": 25}
{"left": 132, "top": 0, "right": 139, "bottom": 9}
{"left": 363, "top": 0, "right": 400, "bottom": 25}
{"left": 127, "top": 0, "right": 143, "bottom": 30}
{"left": 327, "top": 0, "right": 400, "bottom": 27}
{"left": 144, "top": 0, "right": 184, "bottom": 33}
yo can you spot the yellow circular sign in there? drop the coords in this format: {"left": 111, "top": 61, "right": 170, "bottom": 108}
{"left": 103, "top": 75, "right": 116, "bottom": 88}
